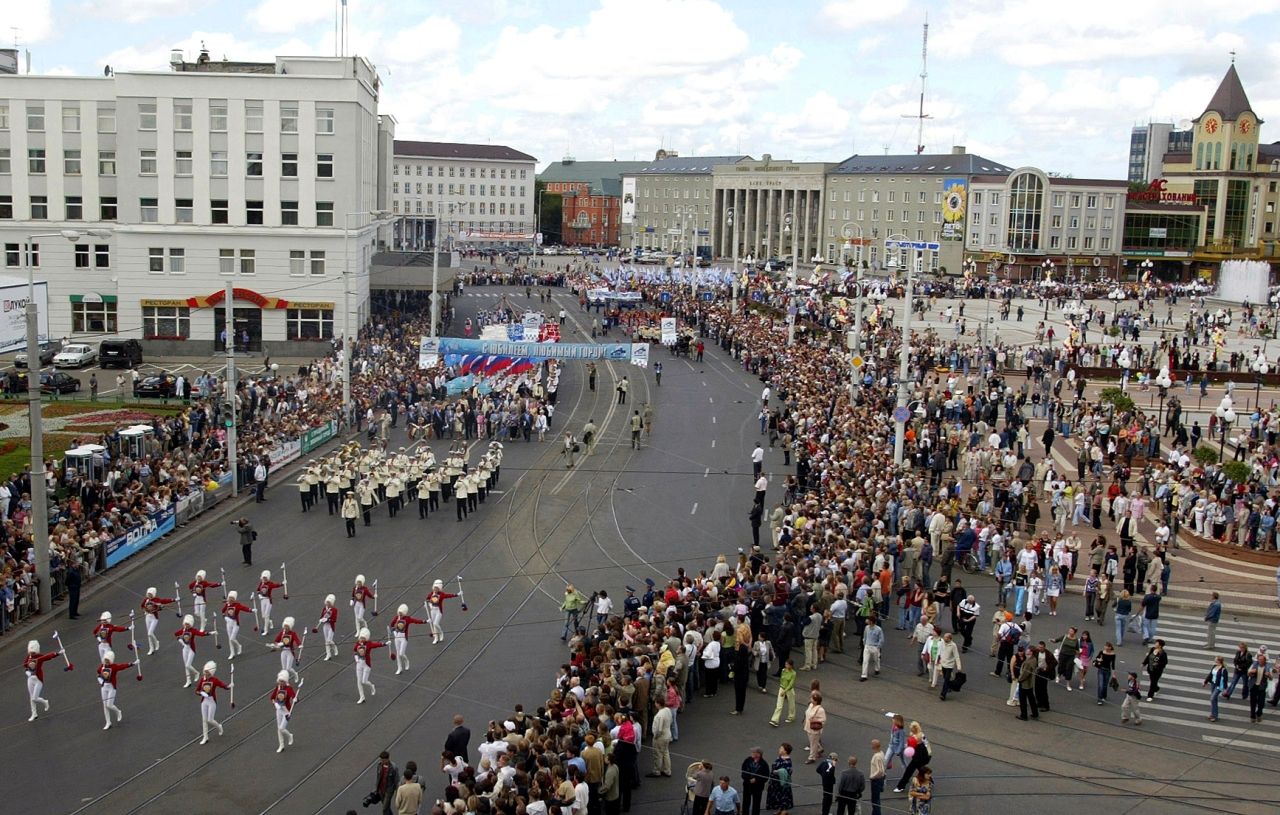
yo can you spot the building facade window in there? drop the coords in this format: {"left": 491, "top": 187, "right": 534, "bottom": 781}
{"left": 72, "top": 301, "right": 116, "bottom": 334}
{"left": 281, "top": 153, "right": 298, "bottom": 177}
{"left": 316, "top": 107, "right": 335, "bottom": 134}
{"left": 97, "top": 102, "right": 115, "bottom": 133}
{"left": 64, "top": 150, "right": 82, "bottom": 175}
{"left": 289, "top": 250, "right": 306, "bottom": 276}
{"left": 143, "top": 306, "right": 190, "bottom": 339}
{"left": 209, "top": 100, "right": 228, "bottom": 131}
{"left": 246, "top": 152, "right": 263, "bottom": 177}
{"left": 140, "top": 149, "right": 157, "bottom": 174}
{"left": 239, "top": 249, "right": 256, "bottom": 275}
{"left": 175, "top": 199, "right": 194, "bottom": 223}
{"left": 175, "top": 150, "right": 193, "bottom": 175}
{"left": 246, "top": 200, "right": 264, "bottom": 225}
{"left": 211, "top": 199, "right": 228, "bottom": 224}
{"left": 286, "top": 308, "right": 333, "bottom": 340}
{"left": 316, "top": 202, "right": 334, "bottom": 226}
{"left": 27, "top": 102, "right": 45, "bottom": 131}
{"left": 317, "top": 154, "right": 333, "bottom": 178}
{"left": 219, "top": 248, "right": 235, "bottom": 274}
{"left": 148, "top": 247, "right": 164, "bottom": 273}
{"left": 168, "top": 248, "right": 185, "bottom": 273}
{"left": 100, "top": 197, "right": 117, "bottom": 221}
{"left": 140, "top": 197, "right": 158, "bottom": 223}
{"left": 281, "top": 201, "right": 299, "bottom": 225}
{"left": 65, "top": 196, "right": 83, "bottom": 220}
{"left": 138, "top": 100, "right": 156, "bottom": 130}
{"left": 309, "top": 250, "right": 325, "bottom": 275}
{"left": 29, "top": 148, "right": 45, "bottom": 173}
{"left": 211, "top": 151, "right": 227, "bottom": 176}
{"left": 280, "top": 102, "right": 298, "bottom": 133}
{"left": 31, "top": 196, "right": 48, "bottom": 219}
{"left": 99, "top": 150, "right": 115, "bottom": 176}
{"left": 245, "top": 101, "right": 263, "bottom": 132}
{"left": 174, "top": 99, "right": 193, "bottom": 131}
{"left": 1005, "top": 171, "right": 1044, "bottom": 253}
{"left": 0, "top": 148, "right": 8, "bottom": 174}
{"left": 0, "top": 195, "right": 11, "bottom": 219}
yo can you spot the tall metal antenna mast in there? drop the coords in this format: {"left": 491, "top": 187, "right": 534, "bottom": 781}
{"left": 901, "top": 13, "right": 931, "bottom": 154}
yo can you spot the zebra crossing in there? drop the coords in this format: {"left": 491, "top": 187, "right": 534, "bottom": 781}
{"left": 1112, "top": 610, "right": 1280, "bottom": 752}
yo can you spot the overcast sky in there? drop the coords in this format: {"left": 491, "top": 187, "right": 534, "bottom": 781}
{"left": 9, "top": 0, "right": 1280, "bottom": 178}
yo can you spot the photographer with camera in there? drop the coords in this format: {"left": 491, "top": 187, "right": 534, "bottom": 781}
{"left": 364, "top": 750, "right": 399, "bottom": 814}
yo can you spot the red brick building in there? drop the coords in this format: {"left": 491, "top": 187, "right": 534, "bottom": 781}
{"left": 539, "top": 159, "right": 648, "bottom": 247}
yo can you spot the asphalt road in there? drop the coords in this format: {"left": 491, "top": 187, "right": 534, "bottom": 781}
{"left": 3, "top": 285, "right": 1277, "bottom": 814}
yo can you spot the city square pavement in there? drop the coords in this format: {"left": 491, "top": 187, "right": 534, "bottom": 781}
{"left": 2, "top": 281, "right": 1277, "bottom": 814}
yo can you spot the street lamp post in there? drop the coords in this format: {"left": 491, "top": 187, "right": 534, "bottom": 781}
{"left": 27, "top": 228, "right": 111, "bottom": 615}
{"left": 1156, "top": 366, "right": 1172, "bottom": 434}
{"left": 1253, "top": 352, "right": 1270, "bottom": 411}
{"left": 1040, "top": 258, "right": 1055, "bottom": 320}
{"left": 888, "top": 235, "right": 914, "bottom": 466}
{"left": 1215, "top": 394, "right": 1236, "bottom": 462}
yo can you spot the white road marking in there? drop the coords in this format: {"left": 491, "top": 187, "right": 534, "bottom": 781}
{"left": 711, "top": 416, "right": 717, "bottom": 424}
{"left": 704, "top": 468, "right": 710, "bottom": 478}
{"left": 690, "top": 503, "right": 698, "bottom": 515}
{"left": 711, "top": 439, "right": 716, "bottom": 448}
{"left": 709, "top": 397, "right": 714, "bottom": 403}
{"left": 702, "top": 381, "right": 707, "bottom": 386}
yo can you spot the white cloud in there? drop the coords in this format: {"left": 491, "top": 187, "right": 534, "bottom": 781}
{"left": 82, "top": 0, "right": 198, "bottom": 24}
{"left": 383, "top": 16, "right": 462, "bottom": 64}
{"left": 820, "top": 0, "right": 909, "bottom": 29}
{"left": 8, "top": 0, "right": 53, "bottom": 43}
{"left": 249, "top": 0, "right": 339, "bottom": 35}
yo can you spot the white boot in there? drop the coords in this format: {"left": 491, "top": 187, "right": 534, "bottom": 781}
{"left": 200, "top": 721, "right": 209, "bottom": 745}
{"left": 216, "top": 720, "right": 224, "bottom": 736}
{"left": 277, "top": 731, "right": 286, "bottom": 753}
{"left": 29, "top": 701, "right": 38, "bottom": 722}
{"left": 40, "top": 698, "right": 49, "bottom": 712}
{"left": 286, "top": 729, "right": 294, "bottom": 746}
{"left": 103, "top": 707, "right": 113, "bottom": 730}
{"left": 114, "top": 705, "right": 123, "bottom": 723}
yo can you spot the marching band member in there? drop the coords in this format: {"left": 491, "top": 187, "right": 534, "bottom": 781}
{"left": 174, "top": 614, "right": 209, "bottom": 687}
{"left": 353, "top": 628, "right": 385, "bottom": 704}
{"left": 256, "top": 570, "right": 285, "bottom": 635}
{"left": 93, "top": 612, "right": 128, "bottom": 660}
{"left": 222, "top": 590, "right": 253, "bottom": 659}
{"left": 272, "top": 617, "right": 303, "bottom": 683}
{"left": 97, "top": 650, "right": 133, "bottom": 730}
{"left": 351, "top": 575, "right": 375, "bottom": 633}
{"left": 318, "top": 596, "right": 339, "bottom": 660}
{"left": 271, "top": 671, "right": 297, "bottom": 753}
{"left": 195, "top": 661, "right": 229, "bottom": 745}
{"left": 389, "top": 604, "right": 424, "bottom": 675}
{"left": 140, "top": 587, "right": 177, "bottom": 655}
{"left": 424, "top": 580, "right": 459, "bottom": 644}
{"left": 23, "top": 640, "right": 58, "bottom": 722}
{"left": 188, "top": 570, "right": 221, "bottom": 632}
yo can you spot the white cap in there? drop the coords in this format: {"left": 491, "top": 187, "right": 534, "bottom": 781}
{"left": 283, "top": 617, "right": 295, "bottom": 629}
{"left": 103, "top": 650, "right": 115, "bottom": 663}
{"left": 397, "top": 603, "right": 409, "bottom": 614}
{"left": 355, "top": 574, "right": 365, "bottom": 584}
{"left": 183, "top": 614, "right": 194, "bottom": 627}
{"left": 277, "top": 670, "right": 290, "bottom": 683}
{"left": 433, "top": 579, "right": 444, "bottom": 589}
{"left": 203, "top": 661, "right": 216, "bottom": 673}
{"left": 27, "top": 640, "right": 39, "bottom": 654}
{"left": 196, "top": 569, "right": 206, "bottom": 579}
{"left": 325, "top": 594, "right": 335, "bottom": 605}
{"left": 100, "top": 611, "right": 112, "bottom": 622}
{"left": 146, "top": 587, "right": 156, "bottom": 597}
{"left": 261, "top": 570, "right": 271, "bottom": 580}
{"left": 227, "top": 590, "right": 238, "bottom": 600}
{"left": 358, "top": 628, "right": 370, "bottom": 640}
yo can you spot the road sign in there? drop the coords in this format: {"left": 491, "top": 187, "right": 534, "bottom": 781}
{"left": 851, "top": 355, "right": 864, "bottom": 369}
{"left": 892, "top": 406, "right": 911, "bottom": 423}
{"left": 667, "top": 228, "right": 681, "bottom": 235}
{"left": 697, "top": 229, "right": 710, "bottom": 236}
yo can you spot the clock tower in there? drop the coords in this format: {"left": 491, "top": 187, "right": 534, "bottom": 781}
{"left": 1192, "top": 63, "right": 1261, "bottom": 173}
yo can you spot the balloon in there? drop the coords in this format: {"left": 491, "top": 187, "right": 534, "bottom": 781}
{"left": 904, "top": 747, "right": 915, "bottom": 760}
{"left": 907, "top": 736, "right": 918, "bottom": 748}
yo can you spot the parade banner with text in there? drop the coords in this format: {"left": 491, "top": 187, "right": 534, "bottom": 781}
{"left": 423, "top": 336, "right": 648, "bottom": 365}
{"left": 104, "top": 505, "right": 177, "bottom": 568}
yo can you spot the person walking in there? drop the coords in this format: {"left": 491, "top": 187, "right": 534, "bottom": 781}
{"left": 892, "top": 722, "right": 930, "bottom": 793}
{"left": 766, "top": 743, "right": 794, "bottom": 812}
{"left": 370, "top": 751, "right": 400, "bottom": 815}
{"left": 391, "top": 768, "right": 423, "bottom": 815}
{"left": 740, "top": 748, "right": 769, "bottom": 815}
{"left": 751, "top": 444, "right": 764, "bottom": 477}
{"left": 232, "top": 518, "right": 255, "bottom": 566}
{"left": 769, "top": 659, "right": 796, "bottom": 727}
{"left": 1140, "top": 584, "right": 1162, "bottom": 644}
{"left": 1248, "top": 653, "right": 1270, "bottom": 723}
{"left": 1094, "top": 641, "right": 1116, "bottom": 706}
{"left": 1205, "top": 655, "right": 1229, "bottom": 722}
{"left": 560, "top": 584, "right": 588, "bottom": 640}
{"left": 629, "top": 410, "right": 643, "bottom": 449}
{"left": 1121, "top": 671, "right": 1143, "bottom": 725}
{"left": 1113, "top": 590, "right": 1132, "bottom": 647}
{"left": 834, "top": 756, "right": 865, "bottom": 815}
{"left": 860, "top": 615, "right": 883, "bottom": 680}
{"left": 647, "top": 697, "right": 673, "bottom": 777}
{"left": 804, "top": 691, "right": 827, "bottom": 764}
{"left": 1016, "top": 646, "right": 1039, "bottom": 720}
{"left": 1203, "top": 592, "right": 1222, "bottom": 649}
{"left": 868, "top": 740, "right": 886, "bottom": 815}
{"left": 936, "top": 632, "right": 962, "bottom": 701}
{"left": 562, "top": 431, "right": 578, "bottom": 468}
{"left": 1227, "top": 642, "right": 1253, "bottom": 700}
{"left": 1143, "top": 639, "right": 1168, "bottom": 700}
{"left": 707, "top": 776, "right": 742, "bottom": 815}
{"left": 341, "top": 493, "right": 359, "bottom": 537}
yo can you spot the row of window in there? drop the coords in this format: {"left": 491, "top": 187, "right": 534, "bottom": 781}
{"left": 71, "top": 303, "right": 332, "bottom": 340}
{"left": 971, "top": 191, "right": 1117, "bottom": 209}
{"left": 0, "top": 194, "right": 336, "bottom": 226}
{"left": 969, "top": 232, "right": 1113, "bottom": 251}
{"left": 1, "top": 147, "right": 335, "bottom": 180}
{"left": 392, "top": 182, "right": 527, "bottom": 198}
{"left": 391, "top": 200, "right": 526, "bottom": 216}
{"left": 0, "top": 99, "right": 335, "bottom": 135}
{"left": 394, "top": 164, "right": 527, "bottom": 180}
{"left": 973, "top": 211, "right": 1115, "bottom": 231}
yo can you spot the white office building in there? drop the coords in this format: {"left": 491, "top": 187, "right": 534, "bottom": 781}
{"left": 0, "top": 50, "right": 392, "bottom": 354}
{"left": 389, "top": 140, "right": 536, "bottom": 250}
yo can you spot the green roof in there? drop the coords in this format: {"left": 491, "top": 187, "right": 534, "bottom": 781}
{"left": 537, "top": 160, "right": 650, "bottom": 195}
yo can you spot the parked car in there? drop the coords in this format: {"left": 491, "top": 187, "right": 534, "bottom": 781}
{"left": 133, "top": 374, "right": 178, "bottom": 399}
{"left": 13, "top": 371, "right": 81, "bottom": 394}
{"left": 14, "top": 343, "right": 58, "bottom": 369}
{"left": 53, "top": 343, "right": 97, "bottom": 368}
{"left": 99, "top": 338, "right": 143, "bottom": 369}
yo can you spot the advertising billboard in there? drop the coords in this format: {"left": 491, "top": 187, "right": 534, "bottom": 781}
{"left": 0, "top": 280, "right": 50, "bottom": 354}
{"left": 621, "top": 177, "right": 636, "bottom": 225}
{"left": 941, "top": 178, "right": 967, "bottom": 241}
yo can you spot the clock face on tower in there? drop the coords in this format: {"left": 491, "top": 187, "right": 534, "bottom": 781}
{"left": 1204, "top": 117, "right": 1220, "bottom": 134}
{"left": 1239, "top": 119, "right": 1252, "bottom": 134}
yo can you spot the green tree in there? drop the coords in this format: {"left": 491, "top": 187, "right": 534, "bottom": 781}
{"left": 534, "top": 181, "right": 562, "bottom": 245}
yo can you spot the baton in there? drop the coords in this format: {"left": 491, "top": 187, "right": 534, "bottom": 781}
{"left": 458, "top": 575, "right": 467, "bottom": 612}
{"left": 220, "top": 567, "right": 228, "bottom": 602}
{"left": 250, "top": 592, "right": 261, "bottom": 633}
{"left": 229, "top": 664, "right": 235, "bottom": 709}
{"left": 296, "top": 629, "right": 307, "bottom": 668}
{"left": 52, "top": 631, "right": 73, "bottom": 671}
{"left": 129, "top": 619, "right": 142, "bottom": 681}
{"left": 212, "top": 621, "right": 221, "bottom": 650}
{"left": 281, "top": 562, "right": 289, "bottom": 600}
{"left": 175, "top": 582, "right": 184, "bottom": 618}
{"left": 387, "top": 625, "right": 395, "bottom": 662}
{"left": 371, "top": 579, "right": 379, "bottom": 617}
